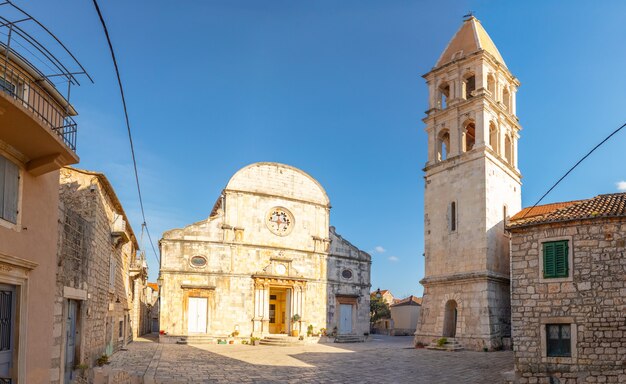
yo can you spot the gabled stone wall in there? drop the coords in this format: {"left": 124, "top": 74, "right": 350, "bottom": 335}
{"left": 509, "top": 218, "right": 626, "bottom": 383}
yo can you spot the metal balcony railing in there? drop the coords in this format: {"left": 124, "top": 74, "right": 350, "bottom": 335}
{"left": 1, "top": 56, "right": 77, "bottom": 151}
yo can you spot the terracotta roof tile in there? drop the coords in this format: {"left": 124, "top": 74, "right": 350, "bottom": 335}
{"left": 508, "top": 193, "right": 626, "bottom": 229}
{"left": 389, "top": 295, "right": 422, "bottom": 307}
{"left": 147, "top": 283, "right": 159, "bottom": 291}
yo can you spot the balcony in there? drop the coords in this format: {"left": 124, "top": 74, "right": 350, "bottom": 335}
{"left": 0, "top": 48, "right": 79, "bottom": 175}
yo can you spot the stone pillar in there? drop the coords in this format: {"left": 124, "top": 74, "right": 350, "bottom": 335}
{"left": 252, "top": 281, "right": 269, "bottom": 336}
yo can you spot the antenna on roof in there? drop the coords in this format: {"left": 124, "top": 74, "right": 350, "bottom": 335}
{"left": 463, "top": 11, "right": 475, "bottom": 20}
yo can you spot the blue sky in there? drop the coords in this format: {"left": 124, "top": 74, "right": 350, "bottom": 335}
{"left": 15, "top": 1, "right": 626, "bottom": 298}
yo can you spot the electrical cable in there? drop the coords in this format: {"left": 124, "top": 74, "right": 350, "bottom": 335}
{"left": 521, "top": 121, "right": 626, "bottom": 219}
{"left": 91, "top": 0, "right": 160, "bottom": 264}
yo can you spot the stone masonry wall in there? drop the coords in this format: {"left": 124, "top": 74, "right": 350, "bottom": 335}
{"left": 51, "top": 169, "right": 147, "bottom": 383}
{"left": 510, "top": 218, "right": 626, "bottom": 383}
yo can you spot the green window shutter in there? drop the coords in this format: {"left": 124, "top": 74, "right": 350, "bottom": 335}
{"left": 544, "top": 243, "right": 556, "bottom": 278}
{"left": 544, "top": 240, "right": 569, "bottom": 278}
{"left": 554, "top": 242, "right": 568, "bottom": 277}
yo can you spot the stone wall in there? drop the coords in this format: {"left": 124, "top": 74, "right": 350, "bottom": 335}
{"left": 509, "top": 218, "right": 626, "bottom": 383}
{"left": 51, "top": 168, "right": 149, "bottom": 383}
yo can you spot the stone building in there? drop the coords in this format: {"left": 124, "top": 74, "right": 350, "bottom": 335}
{"left": 159, "top": 162, "right": 371, "bottom": 340}
{"left": 390, "top": 296, "right": 422, "bottom": 336}
{"left": 0, "top": 6, "right": 89, "bottom": 382}
{"left": 414, "top": 16, "right": 522, "bottom": 351}
{"left": 507, "top": 193, "right": 626, "bottom": 383}
{"left": 54, "top": 167, "right": 149, "bottom": 383}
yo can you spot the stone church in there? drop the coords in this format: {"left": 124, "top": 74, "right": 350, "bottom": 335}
{"left": 414, "top": 16, "right": 522, "bottom": 351}
{"left": 159, "top": 162, "right": 371, "bottom": 340}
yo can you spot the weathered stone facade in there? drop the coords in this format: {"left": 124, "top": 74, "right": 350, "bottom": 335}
{"left": 508, "top": 195, "right": 626, "bottom": 383}
{"left": 51, "top": 167, "right": 150, "bottom": 383}
{"left": 159, "top": 162, "right": 371, "bottom": 340}
{"left": 414, "top": 16, "right": 521, "bottom": 351}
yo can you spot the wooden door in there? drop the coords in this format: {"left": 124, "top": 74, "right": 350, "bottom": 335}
{"left": 339, "top": 304, "right": 353, "bottom": 334}
{"left": 188, "top": 297, "right": 207, "bottom": 333}
{"left": 64, "top": 300, "right": 78, "bottom": 384}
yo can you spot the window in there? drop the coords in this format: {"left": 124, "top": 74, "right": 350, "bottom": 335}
{"left": 504, "top": 135, "right": 513, "bottom": 165}
{"left": 489, "top": 122, "right": 498, "bottom": 154}
{"left": 190, "top": 256, "right": 207, "bottom": 268}
{"left": 449, "top": 202, "right": 456, "bottom": 232}
{"left": 437, "top": 130, "right": 450, "bottom": 161}
{"left": 543, "top": 240, "right": 568, "bottom": 278}
{"left": 487, "top": 74, "right": 495, "bottom": 95}
{"left": 0, "top": 78, "right": 15, "bottom": 96}
{"left": 341, "top": 269, "right": 353, "bottom": 279}
{"left": 464, "top": 122, "right": 475, "bottom": 152}
{"left": 0, "top": 155, "right": 19, "bottom": 224}
{"left": 546, "top": 324, "right": 571, "bottom": 357}
{"left": 463, "top": 74, "right": 475, "bottom": 99}
{"left": 503, "top": 87, "right": 511, "bottom": 110}
{"left": 438, "top": 83, "right": 450, "bottom": 109}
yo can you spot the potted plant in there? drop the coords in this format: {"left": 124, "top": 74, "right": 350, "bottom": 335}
{"left": 291, "top": 314, "right": 301, "bottom": 337}
{"left": 250, "top": 337, "right": 261, "bottom": 346}
{"left": 307, "top": 324, "right": 314, "bottom": 337}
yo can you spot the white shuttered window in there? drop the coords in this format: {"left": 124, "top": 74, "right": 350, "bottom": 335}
{"left": 0, "top": 155, "right": 19, "bottom": 224}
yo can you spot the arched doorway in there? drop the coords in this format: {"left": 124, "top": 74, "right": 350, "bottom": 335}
{"left": 443, "top": 300, "right": 457, "bottom": 337}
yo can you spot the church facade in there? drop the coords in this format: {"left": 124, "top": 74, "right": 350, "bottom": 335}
{"left": 159, "top": 162, "right": 371, "bottom": 340}
{"left": 414, "top": 16, "right": 522, "bottom": 351}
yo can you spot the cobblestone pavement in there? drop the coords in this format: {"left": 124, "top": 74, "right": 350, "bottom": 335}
{"left": 103, "top": 334, "right": 513, "bottom": 383}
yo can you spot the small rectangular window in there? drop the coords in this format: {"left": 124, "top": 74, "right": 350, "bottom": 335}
{"left": 546, "top": 324, "right": 571, "bottom": 357}
{"left": 0, "top": 78, "right": 15, "bottom": 96}
{"left": 543, "top": 240, "right": 568, "bottom": 278}
{"left": 450, "top": 202, "right": 456, "bottom": 232}
{"left": 0, "top": 155, "right": 19, "bottom": 224}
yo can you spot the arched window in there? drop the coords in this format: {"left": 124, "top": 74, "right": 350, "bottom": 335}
{"left": 487, "top": 74, "right": 495, "bottom": 95}
{"left": 503, "top": 87, "right": 511, "bottom": 110}
{"left": 437, "top": 130, "right": 450, "bottom": 161}
{"left": 504, "top": 135, "right": 513, "bottom": 165}
{"left": 463, "top": 122, "right": 475, "bottom": 152}
{"left": 438, "top": 83, "right": 450, "bottom": 109}
{"left": 489, "top": 122, "right": 498, "bottom": 153}
{"left": 463, "top": 74, "right": 475, "bottom": 100}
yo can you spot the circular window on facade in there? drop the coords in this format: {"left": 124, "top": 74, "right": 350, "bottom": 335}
{"left": 190, "top": 255, "right": 207, "bottom": 268}
{"left": 266, "top": 207, "right": 295, "bottom": 236}
{"left": 341, "top": 269, "right": 353, "bottom": 280}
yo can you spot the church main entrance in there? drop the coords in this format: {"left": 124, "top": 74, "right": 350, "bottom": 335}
{"left": 269, "top": 287, "right": 290, "bottom": 334}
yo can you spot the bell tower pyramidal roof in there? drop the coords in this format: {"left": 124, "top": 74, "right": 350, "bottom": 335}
{"left": 434, "top": 16, "right": 506, "bottom": 68}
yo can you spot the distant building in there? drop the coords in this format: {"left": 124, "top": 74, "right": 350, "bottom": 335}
{"left": 507, "top": 193, "right": 626, "bottom": 383}
{"left": 159, "top": 162, "right": 371, "bottom": 341}
{"left": 371, "top": 289, "right": 395, "bottom": 306}
{"left": 414, "top": 16, "right": 521, "bottom": 351}
{"left": 147, "top": 282, "right": 160, "bottom": 333}
{"left": 389, "top": 296, "right": 421, "bottom": 336}
{"left": 0, "top": 5, "right": 89, "bottom": 383}
{"left": 55, "top": 167, "right": 149, "bottom": 382}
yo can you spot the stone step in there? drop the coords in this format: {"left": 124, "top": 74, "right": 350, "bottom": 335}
{"left": 259, "top": 335, "right": 304, "bottom": 347}
{"left": 426, "top": 338, "right": 464, "bottom": 351}
{"left": 334, "top": 334, "right": 365, "bottom": 343}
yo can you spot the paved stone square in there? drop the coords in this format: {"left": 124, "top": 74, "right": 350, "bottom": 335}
{"left": 98, "top": 334, "right": 513, "bottom": 383}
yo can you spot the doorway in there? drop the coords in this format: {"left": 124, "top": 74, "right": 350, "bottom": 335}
{"left": 187, "top": 297, "right": 208, "bottom": 334}
{"left": 443, "top": 300, "right": 457, "bottom": 337}
{"left": 269, "top": 287, "right": 289, "bottom": 334}
{"left": 64, "top": 300, "right": 80, "bottom": 384}
{"left": 339, "top": 304, "right": 353, "bottom": 334}
{"left": 0, "top": 285, "right": 15, "bottom": 381}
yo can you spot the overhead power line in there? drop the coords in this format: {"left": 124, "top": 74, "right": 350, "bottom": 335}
{"left": 521, "top": 120, "right": 626, "bottom": 219}
{"left": 91, "top": 0, "right": 160, "bottom": 264}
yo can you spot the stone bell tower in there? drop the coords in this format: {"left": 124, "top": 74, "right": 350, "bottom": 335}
{"left": 414, "top": 16, "right": 522, "bottom": 351}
